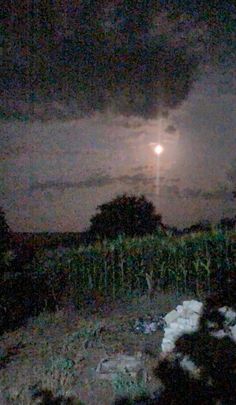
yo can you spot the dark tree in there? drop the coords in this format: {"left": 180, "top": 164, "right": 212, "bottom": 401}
{"left": 0, "top": 207, "right": 10, "bottom": 253}
{"left": 0, "top": 207, "right": 12, "bottom": 273}
{"left": 182, "top": 220, "right": 212, "bottom": 235}
{"left": 219, "top": 216, "right": 236, "bottom": 231}
{"left": 88, "top": 194, "right": 164, "bottom": 240}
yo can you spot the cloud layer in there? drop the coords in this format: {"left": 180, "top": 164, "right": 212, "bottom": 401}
{"left": 2, "top": 1, "right": 235, "bottom": 119}
{"left": 30, "top": 170, "right": 234, "bottom": 203}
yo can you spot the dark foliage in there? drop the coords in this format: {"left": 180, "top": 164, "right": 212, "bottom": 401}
{"left": 219, "top": 216, "right": 236, "bottom": 231}
{"left": 0, "top": 272, "right": 55, "bottom": 335}
{"left": 30, "top": 386, "right": 77, "bottom": 404}
{"left": 0, "top": 207, "right": 11, "bottom": 275}
{"left": 181, "top": 221, "right": 212, "bottom": 235}
{"left": 0, "top": 342, "right": 25, "bottom": 370}
{"left": 0, "top": 207, "right": 10, "bottom": 248}
{"left": 114, "top": 267, "right": 236, "bottom": 405}
{"left": 88, "top": 194, "right": 164, "bottom": 241}
{"left": 0, "top": 241, "right": 61, "bottom": 335}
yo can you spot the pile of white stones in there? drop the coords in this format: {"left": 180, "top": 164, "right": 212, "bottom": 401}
{"left": 161, "top": 300, "right": 236, "bottom": 374}
{"left": 161, "top": 300, "right": 203, "bottom": 354}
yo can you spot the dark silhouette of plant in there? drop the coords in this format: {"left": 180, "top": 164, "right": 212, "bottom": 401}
{"left": 0, "top": 207, "right": 11, "bottom": 272}
{"left": 29, "top": 381, "right": 88, "bottom": 404}
{"left": 0, "top": 342, "right": 25, "bottom": 370}
{"left": 219, "top": 216, "right": 236, "bottom": 231}
{"left": 182, "top": 221, "right": 212, "bottom": 235}
{"left": 0, "top": 207, "right": 10, "bottom": 246}
{"left": 88, "top": 194, "right": 164, "bottom": 241}
{"left": 0, "top": 209, "right": 69, "bottom": 334}
{"left": 29, "top": 386, "right": 80, "bottom": 404}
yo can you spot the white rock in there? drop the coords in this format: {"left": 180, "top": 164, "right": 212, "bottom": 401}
{"left": 182, "top": 300, "right": 203, "bottom": 314}
{"left": 161, "top": 300, "right": 204, "bottom": 355}
{"left": 207, "top": 321, "right": 218, "bottom": 329}
{"left": 163, "top": 327, "right": 176, "bottom": 339}
{"left": 225, "top": 308, "right": 236, "bottom": 324}
{"left": 177, "top": 317, "right": 188, "bottom": 324}
{"left": 164, "top": 310, "right": 179, "bottom": 324}
{"left": 188, "top": 314, "right": 200, "bottom": 328}
{"left": 96, "top": 354, "right": 147, "bottom": 381}
{"left": 161, "top": 339, "right": 175, "bottom": 353}
{"left": 211, "top": 330, "right": 227, "bottom": 339}
{"left": 169, "top": 321, "right": 180, "bottom": 330}
{"left": 176, "top": 305, "right": 184, "bottom": 314}
{"left": 180, "top": 356, "right": 198, "bottom": 375}
{"left": 149, "top": 322, "right": 158, "bottom": 332}
{"left": 218, "top": 306, "right": 228, "bottom": 315}
{"left": 230, "top": 325, "right": 236, "bottom": 342}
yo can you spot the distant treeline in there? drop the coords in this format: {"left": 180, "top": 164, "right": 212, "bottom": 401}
{"left": 9, "top": 231, "right": 89, "bottom": 249}
{"left": 9, "top": 216, "right": 236, "bottom": 250}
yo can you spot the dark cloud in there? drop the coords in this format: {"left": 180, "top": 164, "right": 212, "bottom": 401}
{"left": 120, "top": 119, "right": 145, "bottom": 129}
{"left": 82, "top": 174, "right": 114, "bottom": 188}
{"left": 131, "top": 165, "right": 154, "bottom": 172}
{"left": 29, "top": 181, "right": 78, "bottom": 192}
{"left": 2, "top": 1, "right": 235, "bottom": 119}
{"left": 165, "top": 125, "right": 177, "bottom": 134}
{"left": 182, "top": 188, "right": 202, "bottom": 199}
{"left": 30, "top": 174, "right": 114, "bottom": 192}
{"left": 182, "top": 187, "right": 233, "bottom": 201}
{"left": 201, "top": 189, "right": 233, "bottom": 201}
{"left": 226, "top": 159, "right": 236, "bottom": 186}
{"left": 155, "top": 183, "right": 234, "bottom": 201}
{"left": 117, "top": 173, "right": 156, "bottom": 187}
{"left": 30, "top": 171, "right": 157, "bottom": 193}
{"left": 160, "top": 184, "right": 181, "bottom": 197}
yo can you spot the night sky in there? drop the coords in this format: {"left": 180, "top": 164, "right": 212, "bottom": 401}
{"left": 1, "top": 1, "right": 236, "bottom": 232}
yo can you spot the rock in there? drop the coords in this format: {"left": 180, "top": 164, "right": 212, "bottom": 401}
{"left": 218, "top": 306, "right": 236, "bottom": 323}
{"left": 162, "top": 301, "right": 203, "bottom": 355}
{"left": 182, "top": 300, "right": 203, "bottom": 314}
{"left": 230, "top": 325, "right": 236, "bottom": 342}
{"left": 180, "top": 355, "right": 200, "bottom": 377}
{"left": 96, "top": 353, "right": 147, "bottom": 382}
{"left": 161, "top": 338, "right": 175, "bottom": 353}
{"left": 164, "top": 310, "right": 179, "bottom": 325}
{"left": 176, "top": 305, "right": 184, "bottom": 314}
{"left": 162, "top": 300, "right": 236, "bottom": 357}
{"left": 211, "top": 329, "right": 227, "bottom": 339}
{"left": 134, "top": 315, "right": 165, "bottom": 334}
{"left": 224, "top": 308, "right": 236, "bottom": 324}
{"left": 148, "top": 322, "right": 158, "bottom": 333}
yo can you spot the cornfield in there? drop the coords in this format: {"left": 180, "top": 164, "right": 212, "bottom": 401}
{"left": 30, "top": 230, "right": 236, "bottom": 305}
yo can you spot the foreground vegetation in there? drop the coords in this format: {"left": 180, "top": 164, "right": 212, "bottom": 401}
{"left": 30, "top": 229, "right": 236, "bottom": 302}
{"left": 0, "top": 223, "right": 235, "bottom": 403}
{"left": 1, "top": 228, "right": 235, "bottom": 335}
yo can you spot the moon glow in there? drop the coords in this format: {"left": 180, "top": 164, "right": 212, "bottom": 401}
{"left": 154, "top": 144, "right": 164, "bottom": 155}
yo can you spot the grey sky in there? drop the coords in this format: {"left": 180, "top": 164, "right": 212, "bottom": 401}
{"left": 1, "top": 65, "right": 235, "bottom": 232}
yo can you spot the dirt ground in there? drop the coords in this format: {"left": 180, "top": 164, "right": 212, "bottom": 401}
{"left": 0, "top": 291, "right": 200, "bottom": 404}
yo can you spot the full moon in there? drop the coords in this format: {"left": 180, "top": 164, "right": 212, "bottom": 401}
{"left": 154, "top": 144, "right": 164, "bottom": 155}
